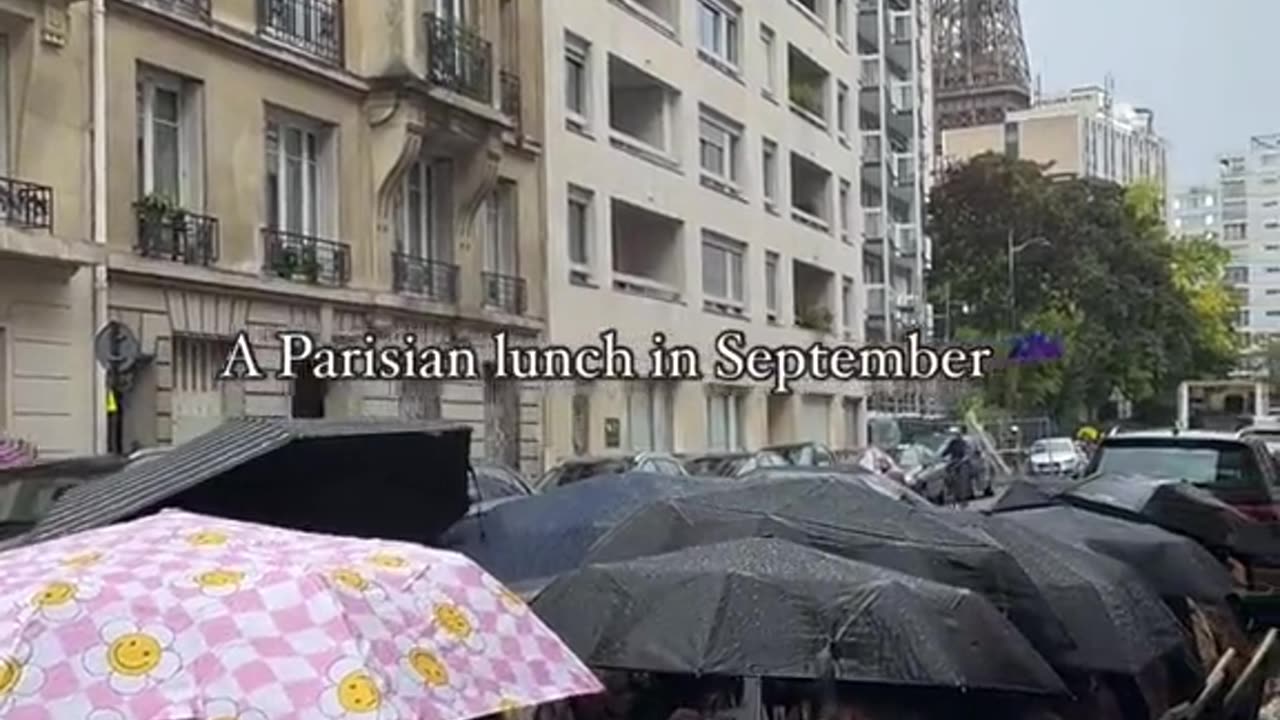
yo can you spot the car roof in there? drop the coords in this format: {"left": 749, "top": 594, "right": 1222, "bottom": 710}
{"left": 1105, "top": 429, "right": 1249, "bottom": 443}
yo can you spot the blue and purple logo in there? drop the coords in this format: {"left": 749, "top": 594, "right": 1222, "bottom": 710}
{"left": 1007, "top": 332, "right": 1065, "bottom": 364}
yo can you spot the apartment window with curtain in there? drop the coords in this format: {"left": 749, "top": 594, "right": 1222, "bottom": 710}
{"left": 762, "top": 138, "right": 778, "bottom": 209}
{"left": 564, "top": 33, "right": 591, "bottom": 128}
{"left": 697, "top": 0, "right": 741, "bottom": 69}
{"left": 627, "top": 381, "right": 674, "bottom": 452}
{"left": 137, "top": 66, "right": 202, "bottom": 207}
{"left": 760, "top": 25, "right": 776, "bottom": 96}
{"left": 483, "top": 179, "right": 519, "bottom": 277}
{"left": 264, "top": 111, "right": 333, "bottom": 238}
{"left": 567, "top": 184, "right": 594, "bottom": 281}
{"left": 395, "top": 158, "right": 452, "bottom": 261}
{"left": 699, "top": 107, "right": 743, "bottom": 187}
{"left": 702, "top": 231, "right": 746, "bottom": 314}
{"left": 706, "top": 386, "right": 745, "bottom": 450}
{"left": 765, "top": 251, "right": 779, "bottom": 322}
{"left": 834, "top": 0, "right": 848, "bottom": 43}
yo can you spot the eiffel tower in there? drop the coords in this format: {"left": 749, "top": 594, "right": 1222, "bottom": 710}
{"left": 931, "top": 0, "right": 1032, "bottom": 131}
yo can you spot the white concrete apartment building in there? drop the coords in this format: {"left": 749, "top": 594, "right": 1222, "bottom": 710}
{"left": 1170, "top": 185, "right": 1221, "bottom": 241}
{"left": 941, "top": 85, "right": 1169, "bottom": 196}
{"left": 540, "top": 0, "right": 873, "bottom": 463}
{"left": 1219, "top": 134, "right": 1280, "bottom": 356}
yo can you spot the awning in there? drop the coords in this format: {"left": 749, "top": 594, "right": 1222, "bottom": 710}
{"left": 23, "top": 417, "right": 472, "bottom": 546}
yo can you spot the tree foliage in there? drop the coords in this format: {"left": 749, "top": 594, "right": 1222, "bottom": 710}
{"left": 927, "top": 153, "right": 1239, "bottom": 424}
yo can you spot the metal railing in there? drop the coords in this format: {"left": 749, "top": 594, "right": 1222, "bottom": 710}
{"left": 425, "top": 13, "right": 493, "bottom": 104}
{"left": 482, "top": 271, "right": 527, "bottom": 314}
{"left": 392, "top": 253, "right": 458, "bottom": 303}
{"left": 134, "top": 206, "right": 219, "bottom": 265}
{"left": 0, "top": 177, "right": 53, "bottom": 230}
{"left": 132, "top": 0, "right": 210, "bottom": 18}
{"left": 499, "top": 69, "right": 522, "bottom": 125}
{"left": 258, "top": 0, "right": 344, "bottom": 66}
{"left": 262, "top": 228, "right": 350, "bottom": 286}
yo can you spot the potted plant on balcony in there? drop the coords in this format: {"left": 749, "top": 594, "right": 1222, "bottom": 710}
{"left": 133, "top": 194, "right": 187, "bottom": 258}
{"left": 795, "top": 306, "right": 834, "bottom": 333}
{"left": 271, "top": 242, "right": 322, "bottom": 283}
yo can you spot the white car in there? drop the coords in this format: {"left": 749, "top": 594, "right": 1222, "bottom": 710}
{"left": 1026, "top": 437, "right": 1088, "bottom": 476}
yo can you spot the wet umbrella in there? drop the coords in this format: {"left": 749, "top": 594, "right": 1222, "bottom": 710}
{"left": 1064, "top": 474, "right": 1256, "bottom": 553}
{"left": 742, "top": 466, "right": 934, "bottom": 507}
{"left": 942, "top": 512, "right": 1197, "bottom": 676}
{"left": 534, "top": 537, "right": 1068, "bottom": 696}
{"left": 439, "top": 472, "right": 726, "bottom": 583}
{"left": 989, "top": 500, "right": 1235, "bottom": 603}
{"left": 585, "top": 476, "right": 1077, "bottom": 659}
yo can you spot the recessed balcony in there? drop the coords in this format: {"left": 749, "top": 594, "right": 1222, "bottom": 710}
{"left": 611, "top": 198, "right": 683, "bottom": 303}
{"left": 793, "top": 260, "right": 835, "bottom": 333}
{"left": 790, "top": 153, "right": 832, "bottom": 234}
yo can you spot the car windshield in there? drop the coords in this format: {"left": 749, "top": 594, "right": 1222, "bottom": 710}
{"left": 1031, "top": 439, "right": 1075, "bottom": 455}
{"left": 685, "top": 456, "right": 746, "bottom": 477}
{"left": 1091, "top": 439, "right": 1254, "bottom": 486}
{"left": 470, "top": 466, "right": 527, "bottom": 501}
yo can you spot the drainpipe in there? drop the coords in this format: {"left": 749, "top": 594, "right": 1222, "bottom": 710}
{"left": 90, "top": 0, "right": 109, "bottom": 454}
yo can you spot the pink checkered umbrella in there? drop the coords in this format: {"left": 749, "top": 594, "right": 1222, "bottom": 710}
{"left": 0, "top": 510, "right": 602, "bottom": 720}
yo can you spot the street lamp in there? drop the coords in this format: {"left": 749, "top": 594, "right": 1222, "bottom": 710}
{"left": 1007, "top": 230, "right": 1049, "bottom": 331}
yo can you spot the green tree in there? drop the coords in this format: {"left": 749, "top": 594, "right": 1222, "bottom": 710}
{"left": 927, "top": 153, "right": 1238, "bottom": 424}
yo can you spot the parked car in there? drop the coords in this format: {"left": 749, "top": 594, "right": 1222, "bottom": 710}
{"left": 681, "top": 450, "right": 789, "bottom": 478}
{"left": 538, "top": 452, "right": 688, "bottom": 490}
{"left": 1085, "top": 429, "right": 1280, "bottom": 522}
{"left": 1239, "top": 418, "right": 1280, "bottom": 456}
{"left": 763, "top": 442, "right": 836, "bottom": 467}
{"left": 470, "top": 461, "right": 533, "bottom": 502}
{"left": 888, "top": 443, "right": 940, "bottom": 484}
{"left": 1026, "top": 437, "right": 1089, "bottom": 476}
{"left": 910, "top": 435, "right": 993, "bottom": 502}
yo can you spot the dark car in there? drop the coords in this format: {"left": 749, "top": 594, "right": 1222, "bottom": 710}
{"left": 469, "top": 461, "right": 533, "bottom": 503}
{"left": 681, "top": 450, "right": 789, "bottom": 478}
{"left": 763, "top": 442, "right": 836, "bottom": 467}
{"left": 1085, "top": 430, "right": 1280, "bottom": 522}
{"left": 538, "top": 452, "right": 687, "bottom": 490}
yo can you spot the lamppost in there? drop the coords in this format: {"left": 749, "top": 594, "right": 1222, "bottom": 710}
{"left": 1007, "top": 230, "right": 1049, "bottom": 332}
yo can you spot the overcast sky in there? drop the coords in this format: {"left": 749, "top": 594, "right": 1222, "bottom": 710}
{"left": 1019, "top": 0, "right": 1280, "bottom": 187}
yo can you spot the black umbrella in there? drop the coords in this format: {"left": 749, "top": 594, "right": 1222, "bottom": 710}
{"left": 1064, "top": 473, "right": 1255, "bottom": 552}
{"left": 990, "top": 501, "right": 1235, "bottom": 603}
{"left": 942, "top": 512, "right": 1196, "bottom": 676}
{"left": 585, "top": 476, "right": 1076, "bottom": 659}
{"left": 533, "top": 537, "right": 1068, "bottom": 696}
{"left": 439, "top": 472, "right": 726, "bottom": 582}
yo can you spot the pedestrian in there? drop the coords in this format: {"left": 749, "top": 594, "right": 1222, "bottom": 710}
{"left": 941, "top": 432, "right": 974, "bottom": 505}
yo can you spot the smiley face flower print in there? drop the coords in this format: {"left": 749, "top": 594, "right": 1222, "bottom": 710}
{"left": 425, "top": 591, "right": 486, "bottom": 652}
{"left": 320, "top": 658, "right": 398, "bottom": 719}
{"left": 28, "top": 578, "right": 101, "bottom": 622}
{"left": 172, "top": 567, "right": 255, "bottom": 598}
{"left": 82, "top": 619, "right": 183, "bottom": 694}
{"left": 0, "top": 638, "right": 45, "bottom": 713}
{"left": 326, "top": 566, "right": 388, "bottom": 601}
{"left": 399, "top": 644, "right": 477, "bottom": 703}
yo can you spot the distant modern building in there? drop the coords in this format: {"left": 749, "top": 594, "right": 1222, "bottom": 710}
{"left": 1170, "top": 185, "right": 1221, "bottom": 241}
{"left": 1217, "top": 134, "right": 1280, "bottom": 365}
{"left": 939, "top": 85, "right": 1169, "bottom": 197}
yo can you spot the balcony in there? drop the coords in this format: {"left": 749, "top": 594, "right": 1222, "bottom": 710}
{"left": 425, "top": 13, "right": 493, "bottom": 105}
{"left": 790, "top": 153, "right": 832, "bottom": 233}
{"left": 866, "top": 286, "right": 887, "bottom": 317}
{"left": 500, "top": 69, "right": 522, "bottom": 126}
{"left": 787, "top": 46, "right": 829, "bottom": 127}
{"left": 863, "top": 209, "right": 884, "bottom": 240}
{"left": 608, "top": 56, "right": 679, "bottom": 168}
{"left": 483, "top": 272, "right": 527, "bottom": 314}
{"left": 862, "top": 132, "right": 882, "bottom": 166}
{"left": 0, "top": 176, "right": 53, "bottom": 230}
{"left": 392, "top": 252, "right": 458, "bottom": 303}
{"left": 859, "top": 57, "right": 881, "bottom": 88}
{"left": 614, "top": 0, "right": 679, "bottom": 37}
{"left": 133, "top": 200, "right": 218, "bottom": 265}
{"left": 611, "top": 198, "right": 683, "bottom": 303}
{"left": 257, "top": 0, "right": 344, "bottom": 66}
{"left": 793, "top": 260, "right": 835, "bottom": 333}
{"left": 262, "top": 228, "right": 350, "bottom": 286}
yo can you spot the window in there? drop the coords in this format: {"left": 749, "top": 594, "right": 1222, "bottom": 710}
{"left": 838, "top": 179, "right": 851, "bottom": 242}
{"left": 264, "top": 111, "right": 332, "bottom": 238}
{"left": 261, "top": 0, "right": 341, "bottom": 63}
{"left": 834, "top": 0, "right": 847, "bottom": 42}
{"left": 890, "top": 12, "right": 911, "bottom": 42}
{"left": 841, "top": 276, "right": 855, "bottom": 332}
{"left": 765, "top": 251, "right": 779, "bottom": 320}
{"left": 699, "top": 108, "right": 742, "bottom": 186}
{"left": 482, "top": 179, "right": 518, "bottom": 277}
{"left": 627, "top": 381, "right": 674, "bottom": 452}
{"left": 1267, "top": 220, "right": 1280, "bottom": 230}
{"left": 395, "top": 158, "right": 451, "bottom": 260}
{"left": 1226, "top": 266, "right": 1249, "bottom": 284}
{"left": 564, "top": 33, "right": 590, "bottom": 125}
{"left": 1225, "top": 223, "right": 1247, "bottom": 241}
{"left": 702, "top": 231, "right": 746, "bottom": 309}
{"left": 706, "top": 387, "right": 745, "bottom": 450}
{"left": 567, "top": 185, "right": 594, "bottom": 275}
{"left": 697, "top": 0, "right": 740, "bottom": 68}
{"left": 137, "top": 67, "right": 201, "bottom": 206}
{"left": 836, "top": 82, "right": 849, "bottom": 137}
{"left": 760, "top": 25, "right": 776, "bottom": 95}
{"left": 762, "top": 138, "right": 778, "bottom": 209}
{"left": 1264, "top": 200, "right": 1279, "bottom": 209}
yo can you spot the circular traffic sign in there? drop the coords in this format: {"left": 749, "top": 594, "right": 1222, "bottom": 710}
{"left": 93, "top": 320, "right": 141, "bottom": 373}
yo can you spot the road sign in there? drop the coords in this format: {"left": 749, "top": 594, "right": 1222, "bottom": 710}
{"left": 93, "top": 320, "right": 141, "bottom": 373}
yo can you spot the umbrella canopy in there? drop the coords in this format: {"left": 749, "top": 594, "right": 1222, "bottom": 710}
{"left": 1064, "top": 474, "right": 1257, "bottom": 553}
{"left": 585, "top": 476, "right": 1076, "bottom": 659}
{"left": 989, "top": 502, "right": 1235, "bottom": 603}
{"left": 942, "top": 513, "right": 1195, "bottom": 676}
{"left": 439, "top": 473, "right": 726, "bottom": 583}
{"left": 0, "top": 510, "right": 601, "bottom": 720}
{"left": 534, "top": 538, "right": 1067, "bottom": 696}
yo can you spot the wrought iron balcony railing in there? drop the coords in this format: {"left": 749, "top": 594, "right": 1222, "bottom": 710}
{"left": 424, "top": 13, "right": 493, "bottom": 104}
{"left": 482, "top": 272, "right": 527, "bottom": 315}
{"left": 134, "top": 204, "right": 219, "bottom": 265}
{"left": 500, "top": 69, "right": 522, "bottom": 125}
{"left": 258, "top": 0, "right": 343, "bottom": 66}
{"left": 129, "top": 0, "right": 210, "bottom": 19}
{"left": 262, "top": 228, "right": 350, "bottom": 286}
{"left": 0, "top": 176, "right": 53, "bottom": 230}
{"left": 392, "top": 252, "right": 458, "bottom": 303}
